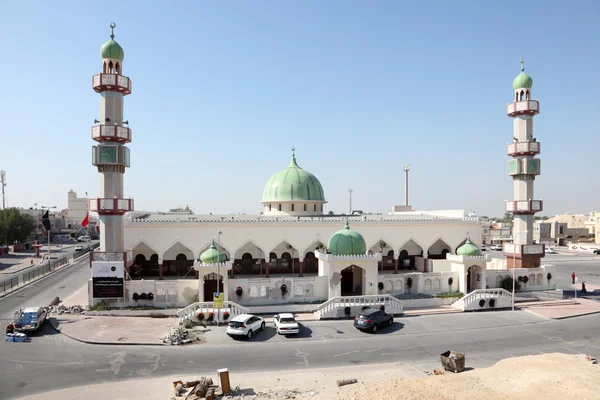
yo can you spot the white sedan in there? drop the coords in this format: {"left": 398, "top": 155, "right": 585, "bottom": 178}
{"left": 273, "top": 313, "right": 300, "bottom": 335}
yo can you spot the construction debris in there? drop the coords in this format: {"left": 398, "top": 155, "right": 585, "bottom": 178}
{"left": 162, "top": 326, "right": 206, "bottom": 345}
{"left": 336, "top": 378, "right": 358, "bottom": 387}
{"left": 49, "top": 304, "right": 86, "bottom": 315}
{"left": 586, "top": 355, "right": 597, "bottom": 364}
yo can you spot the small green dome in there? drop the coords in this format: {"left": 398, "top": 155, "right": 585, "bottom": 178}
{"left": 456, "top": 237, "right": 481, "bottom": 256}
{"left": 328, "top": 222, "right": 367, "bottom": 256}
{"left": 199, "top": 241, "right": 227, "bottom": 264}
{"left": 100, "top": 23, "right": 124, "bottom": 61}
{"left": 261, "top": 148, "right": 325, "bottom": 203}
{"left": 513, "top": 59, "right": 533, "bottom": 90}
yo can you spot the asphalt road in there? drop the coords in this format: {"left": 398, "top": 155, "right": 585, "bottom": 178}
{"left": 1, "top": 247, "right": 600, "bottom": 399}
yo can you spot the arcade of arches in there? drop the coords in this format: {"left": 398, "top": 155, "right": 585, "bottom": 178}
{"left": 129, "top": 238, "right": 453, "bottom": 280}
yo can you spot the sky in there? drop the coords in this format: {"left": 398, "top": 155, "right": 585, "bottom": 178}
{"left": 1, "top": 1, "right": 599, "bottom": 218}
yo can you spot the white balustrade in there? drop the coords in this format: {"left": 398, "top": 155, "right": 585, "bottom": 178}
{"left": 453, "top": 289, "right": 512, "bottom": 311}
{"left": 178, "top": 301, "right": 249, "bottom": 324}
{"left": 315, "top": 294, "right": 404, "bottom": 319}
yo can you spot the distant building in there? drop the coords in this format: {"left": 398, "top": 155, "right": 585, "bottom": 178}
{"left": 481, "top": 219, "right": 512, "bottom": 245}
{"left": 67, "top": 190, "right": 88, "bottom": 225}
{"left": 534, "top": 213, "right": 595, "bottom": 246}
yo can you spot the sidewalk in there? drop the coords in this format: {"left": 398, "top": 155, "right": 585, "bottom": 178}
{"left": 520, "top": 297, "right": 600, "bottom": 319}
{"left": 0, "top": 243, "right": 78, "bottom": 275}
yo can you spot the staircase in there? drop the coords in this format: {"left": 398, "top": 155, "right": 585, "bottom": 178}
{"left": 177, "top": 301, "right": 249, "bottom": 324}
{"left": 452, "top": 289, "right": 513, "bottom": 311}
{"left": 315, "top": 295, "right": 404, "bottom": 320}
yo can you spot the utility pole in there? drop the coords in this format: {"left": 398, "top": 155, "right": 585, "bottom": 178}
{"left": 403, "top": 164, "right": 410, "bottom": 206}
{"left": 0, "top": 170, "right": 6, "bottom": 209}
{"left": 348, "top": 188, "right": 353, "bottom": 215}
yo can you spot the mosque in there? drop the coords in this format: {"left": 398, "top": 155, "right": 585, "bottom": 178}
{"left": 89, "top": 24, "right": 554, "bottom": 313}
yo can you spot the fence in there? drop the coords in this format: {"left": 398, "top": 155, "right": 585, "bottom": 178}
{"left": 0, "top": 243, "right": 99, "bottom": 296}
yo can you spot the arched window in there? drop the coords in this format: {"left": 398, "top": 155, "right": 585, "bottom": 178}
{"left": 269, "top": 252, "right": 277, "bottom": 260}
{"left": 103, "top": 62, "right": 107, "bottom": 74}
{"left": 387, "top": 250, "right": 394, "bottom": 257}
{"left": 108, "top": 61, "right": 114, "bottom": 73}
{"left": 268, "top": 204, "right": 272, "bottom": 212}
{"left": 525, "top": 90, "right": 530, "bottom": 100}
{"left": 291, "top": 204, "right": 295, "bottom": 211}
{"left": 115, "top": 62, "right": 120, "bottom": 75}
{"left": 278, "top": 204, "right": 282, "bottom": 211}
{"left": 520, "top": 90, "right": 524, "bottom": 101}
{"left": 313, "top": 204, "right": 316, "bottom": 211}
{"left": 304, "top": 204, "right": 307, "bottom": 212}
{"left": 515, "top": 92, "right": 518, "bottom": 102}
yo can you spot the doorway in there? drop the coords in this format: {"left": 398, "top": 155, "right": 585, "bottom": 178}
{"left": 203, "top": 273, "right": 224, "bottom": 302}
{"left": 341, "top": 265, "right": 363, "bottom": 296}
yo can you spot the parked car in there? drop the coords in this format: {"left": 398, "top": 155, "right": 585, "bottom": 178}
{"left": 273, "top": 313, "right": 300, "bottom": 335}
{"left": 490, "top": 245, "right": 503, "bottom": 251}
{"left": 545, "top": 247, "right": 557, "bottom": 254}
{"left": 74, "top": 245, "right": 84, "bottom": 251}
{"left": 480, "top": 245, "right": 487, "bottom": 251}
{"left": 13, "top": 307, "right": 48, "bottom": 332}
{"left": 354, "top": 308, "right": 393, "bottom": 333}
{"left": 226, "top": 314, "right": 265, "bottom": 339}
{"left": 593, "top": 249, "right": 600, "bottom": 255}
{"left": 77, "top": 235, "right": 91, "bottom": 242}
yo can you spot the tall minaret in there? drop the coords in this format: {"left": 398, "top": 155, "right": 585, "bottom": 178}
{"left": 90, "top": 23, "right": 133, "bottom": 253}
{"left": 504, "top": 59, "right": 544, "bottom": 268}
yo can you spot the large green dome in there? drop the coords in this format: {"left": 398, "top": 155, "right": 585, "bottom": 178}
{"left": 513, "top": 59, "right": 533, "bottom": 90}
{"left": 328, "top": 222, "right": 367, "bottom": 256}
{"left": 100, "top": 23, "right": 124, "bottom": 61}
{"left": 199, "top": 241, "right": 227, "bottom": 264}
{"left": 456, "top": 237, "right": 481, "bottom": 256}
{"left": 261, "top": 150, "right": 325, "bottom": 203}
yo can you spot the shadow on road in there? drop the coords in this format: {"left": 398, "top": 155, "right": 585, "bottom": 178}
{"left": 283, "top": 323, "right": 312, "bottom": 339}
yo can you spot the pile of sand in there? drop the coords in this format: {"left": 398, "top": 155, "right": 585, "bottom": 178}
{"left": 330, "top": 353, "right": 598, "bottom": 400}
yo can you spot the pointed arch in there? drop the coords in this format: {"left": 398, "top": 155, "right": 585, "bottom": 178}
{"left": 301, "top": 238, "right": 327, "bottom": 257}
{"left": 132, "top": 241, "right": 160, "bottom": 259}
{"left": 397, "top": 238, "right": 425, "bottom": 271}
{"left": 268, "top": 240, "right": 300, "bottom": 274}
{"left": 197, "top": 240, "right": 232, "bottom": 260}
{"left": 162, "top": 240, "right": 195, "bottom": 260}
{"left": 426, "top": 237, "right": 452, "bottom": 259}
{"left": 233, "top": 240, "right": 266, "bottom": 260}
{"left": 367, "top": 237, "right": 395, "bottom": 254}
{"left": 267, "top": 239, "right": 300, "bottom": 258}
{"left": 396, "top": 237, "right": 426, "bottom": 254}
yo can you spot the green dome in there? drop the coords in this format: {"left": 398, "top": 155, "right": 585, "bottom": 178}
{"left": 513, "top": 59, "right": 533, "bottom": 90}
{"left": 199, "top": 241, "right": 227, "bottom": 264}
{"left": 100, "top": 23, "right": 124, "bottom": 61}
{"left": 327, "top": 222, "right": 367, "bottom": 256}
{"left": 261, "top": 149, "right": 325, "bottom": 203}
{"left": 456, "top": 237, "right": 481, "bottom": 256}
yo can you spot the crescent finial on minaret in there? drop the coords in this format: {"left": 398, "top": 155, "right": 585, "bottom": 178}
{"left": 110, "top": 22, "right": 116, "bottom": 39}
{"left": 291, "top": 146, "right": 295, "bottom": 157}
{"left": 520, "top": 58, "right": 525, "bottom": 71}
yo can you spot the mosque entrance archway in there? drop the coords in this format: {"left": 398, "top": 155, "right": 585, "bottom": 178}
{"left": 203, "top": 273, "right": 224, "bottom": 302}
{"left": 341, "top": 265, "right": 364, "bottom": 296}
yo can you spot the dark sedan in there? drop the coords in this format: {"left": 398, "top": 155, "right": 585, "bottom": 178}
{"left": 353, "top": 308, "right": 393, "bottom": 333}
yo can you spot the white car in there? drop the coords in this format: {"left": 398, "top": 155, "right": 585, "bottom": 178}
{"left": 273, "top": 313, "right": 300, "bottom": 335}
{"left": 226, "top": 314, "right": 265, "bottom": 339}
{"left": 490, "top": 245, "right": 503, "bottom": 251}
{"left": 14, "top": 307, "right": 48, "bottom": 332}
{"left": 74, "top": 245, "right": 84, "bottom": 251}
{"left": 545, "top": 247, "right": 557, "bottom": 254}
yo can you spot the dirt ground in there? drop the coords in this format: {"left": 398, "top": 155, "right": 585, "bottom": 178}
{"left": 20, "top": 353, "right": 600, "bottom": 400}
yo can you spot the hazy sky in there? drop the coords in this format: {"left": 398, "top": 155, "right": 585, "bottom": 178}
{"left": 1, "top": 1, "right": 598, "bottom": 217}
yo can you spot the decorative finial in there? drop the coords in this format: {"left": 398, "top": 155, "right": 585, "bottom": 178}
{"left": 520, "top": 58, "right": 525, "bottom": 71}
{"left": 345, "top": 217, "right": 350, "bottom": 229}
{"left": 110, "top": 22, "right": 116, "bottom": 39}
{"left": 291, "top": 146, "right": 295, "bottom": 157}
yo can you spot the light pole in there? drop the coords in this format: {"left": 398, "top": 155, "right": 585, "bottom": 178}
{"left": 41, "top": 205, "right": 57, "bottom": 263}
{"left": 512, "top": 230, "right": 528, "bottom": 311}
{"left": 348, "top": 188, "right": 353, "bottom": 215}
{"left": 403, "top": 164, "right": 410, "bottom": 206}
{"left": 216, "top": 230, "right": 222, "bottom": 327}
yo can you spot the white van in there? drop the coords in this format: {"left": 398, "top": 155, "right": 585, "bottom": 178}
{"left": 77, "top": 235, "right": 91, "bottom": 242}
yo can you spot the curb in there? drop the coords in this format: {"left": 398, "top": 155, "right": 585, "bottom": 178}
{"left": 0, "top": 253, "right": 90, "bottom": 299}
{"left": 48, "top": 317, "right": 166, "bottom": 346}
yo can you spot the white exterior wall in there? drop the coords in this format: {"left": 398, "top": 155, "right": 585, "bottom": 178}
{"left": 125, "top": 214, "right": 481, "bottom": 260}
{"left": 486, "top": 265, "right": 556, "bottom": 290}
{"left": 67, "top": 190, "right": 88, "bottom": 225}
{"left": 229, "top": 276, "right": 328, "bottom": 305}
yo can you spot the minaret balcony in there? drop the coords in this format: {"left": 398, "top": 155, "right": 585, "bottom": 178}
{"left": 92, "top": 125, "right": 132, "bottom": 143}
{"left": 507, "top": 100, "right": 539, "bottom": 117}
{"left": 507, "top": 141, "right": 540, "bottom": 156}
{"left": 505, "top": 200, "right": 543, "bottom": 214}
{"left": 503, "top": 243, "right": 545, "bottom": 258}
{"left": 92, "top": 73, "right": 132, "bottom": 95}
{"left": 89, "top": 198, "right": 134, "bottom": 215}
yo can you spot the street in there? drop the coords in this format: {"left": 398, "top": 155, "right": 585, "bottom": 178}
{"left": 0, "top": 248, "right": 599, "bottom": 399}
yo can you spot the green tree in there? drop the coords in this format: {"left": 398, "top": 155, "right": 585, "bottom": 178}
{"left": 0, "top": 208, "right": 36, "bottom": 244}
{"left": 502, "top": 212, "right": 514, "bottom": 227}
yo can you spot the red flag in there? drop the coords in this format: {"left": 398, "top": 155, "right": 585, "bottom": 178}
{"left": 82, "top": 213, "right": 89, "bottom": 227}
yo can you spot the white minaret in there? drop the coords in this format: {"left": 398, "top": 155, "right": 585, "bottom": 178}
{"left": 90, "top": 23, "right": 133, "bottom": 253}
{"left": 504, "top": 59, "right": 544, "bottom": 269}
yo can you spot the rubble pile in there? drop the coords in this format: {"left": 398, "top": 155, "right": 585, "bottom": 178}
{"left": 223, "top": 388, "right": 319, "bottom": 399}
{"left": 50, "top": 305, "right": 86, "bottom": 315}
{"left": 162, "top": 325, "right": 206, "bottom": 345}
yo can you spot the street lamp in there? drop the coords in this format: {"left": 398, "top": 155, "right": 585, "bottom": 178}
{"left": 512, "top": 230, "right": 528, "bottom": 311}
{"left": 41, "top": 205, "right": 57, "bottom": 263}
{"left": 216, "top": 230, "right": 222, "bottom": 327}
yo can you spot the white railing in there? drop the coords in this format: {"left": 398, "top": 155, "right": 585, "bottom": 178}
{"left": 315, "top": 295, "right": 404, "bottom": 319}
{"left": 177, "top": 301, "right": 249, "bottom": 324}
{"left": 453, "top": 289, "right": 513, "bottom": 311}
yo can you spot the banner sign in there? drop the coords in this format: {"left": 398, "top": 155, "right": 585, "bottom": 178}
{"left": 92, "top": 261, "right": 124, "bottom": 298}
{"left": 213, "top": 292, "right": 224, "bottom": 309}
